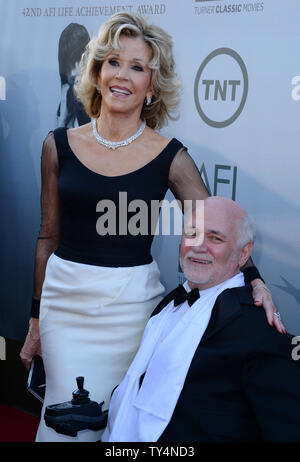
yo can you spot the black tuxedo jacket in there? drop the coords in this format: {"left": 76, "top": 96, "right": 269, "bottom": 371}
{"left": 150, "top": 285, "right": 300, "bottom": 442}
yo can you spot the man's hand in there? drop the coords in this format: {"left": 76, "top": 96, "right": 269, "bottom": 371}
{"left": 251, "top": 279, "right": 287, "bottom": 334}
{"left": 20, "top": 318, "right": 42, "bottom": 370}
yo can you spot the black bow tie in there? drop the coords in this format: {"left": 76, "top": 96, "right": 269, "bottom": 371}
{"left": 173, "top": 284, "right": 200, "bottom": 307}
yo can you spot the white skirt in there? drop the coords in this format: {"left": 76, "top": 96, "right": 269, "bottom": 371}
{"left": 35, "top": 253, "right": 164, "bottom": 442}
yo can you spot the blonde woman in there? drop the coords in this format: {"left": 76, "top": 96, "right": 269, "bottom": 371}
{"left": 20, "top": 12, "right": 284, "bottom": 442}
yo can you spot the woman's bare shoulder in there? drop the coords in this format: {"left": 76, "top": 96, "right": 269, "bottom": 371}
{"left": 144, "top": 126, "right": 171, "bottom": 152}
{"left": 67, "top": 122, "right": 93, "bottom": 141}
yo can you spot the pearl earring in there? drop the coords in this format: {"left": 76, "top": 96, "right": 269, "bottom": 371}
{"left": 146, "top": 96, "right": 152, "bottom": 106}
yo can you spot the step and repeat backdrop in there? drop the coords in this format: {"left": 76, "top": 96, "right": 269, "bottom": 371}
{"left": 1, "top": 0, "right": 299, "bottom": 340}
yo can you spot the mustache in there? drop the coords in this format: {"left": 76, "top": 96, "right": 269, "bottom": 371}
{"left": 182, "top": 251, "right": 214, "bottom": 264}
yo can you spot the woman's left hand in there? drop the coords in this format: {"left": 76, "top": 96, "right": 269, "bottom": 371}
{"left": 251, "top": 279, "right": 287, "bottom": 334}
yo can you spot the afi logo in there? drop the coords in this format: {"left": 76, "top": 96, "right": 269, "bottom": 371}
{"left": 0, "top": 76, "right": 6, "bottom": 100}
{"left": 194, "top": 48, "right": 248, "bottom": 128}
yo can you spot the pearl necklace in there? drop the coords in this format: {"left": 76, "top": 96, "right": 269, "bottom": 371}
{"left": 92, "top": 118, "right": 146, "bottom": 150}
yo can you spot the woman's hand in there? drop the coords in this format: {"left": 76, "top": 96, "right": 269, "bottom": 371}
{"left": 20, "top": 318, "right": 42, "bottom": 370}
{"left": 251, "top": 279, "right": 287, "bottom": 334}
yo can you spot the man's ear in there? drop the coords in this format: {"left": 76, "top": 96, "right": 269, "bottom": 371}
{"left": 239, "top": 242, "right": 253, "bottom": 268}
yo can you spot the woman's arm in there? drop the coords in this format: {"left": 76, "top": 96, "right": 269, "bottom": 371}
{"left": 168, "top": 148, "right": 286, "bottom": 333}
{"left": 168, "top": 148, "right": 210, "bottom": 205}
{"left": 20, "top": 133, "right": 61, "bottom": 369}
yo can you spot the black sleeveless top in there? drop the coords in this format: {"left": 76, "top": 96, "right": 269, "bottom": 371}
{"left": 53, "top": 127, "right": 184, "bottom": 267}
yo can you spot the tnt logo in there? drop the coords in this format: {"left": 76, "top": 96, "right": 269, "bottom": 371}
{"left": 0, "top": 76, "right": 6, "bottom": 100}
{"left": 194, "top": 48, "right": 248, "bottom": 128}
{"left": 202, "top": 80, "right": 241, "bottom": 102}
{"left": 0, "top": 336, "right": 6, "bottom": 360}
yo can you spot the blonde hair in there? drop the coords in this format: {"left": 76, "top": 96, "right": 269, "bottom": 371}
{"left": 74, "top": 12, "right": 181, "bottom": 129}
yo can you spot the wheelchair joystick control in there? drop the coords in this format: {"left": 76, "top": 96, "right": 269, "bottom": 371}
{"left": 72, "top": 376, "right": 90, "bottom": 404}
{"left": 44, "top": 376, "right": 108, "bottom": 437}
